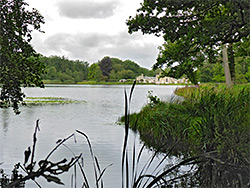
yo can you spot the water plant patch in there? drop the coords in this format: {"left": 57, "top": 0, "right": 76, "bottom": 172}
{"left": 24, "top": 97, "right": 85, "bottom": 104}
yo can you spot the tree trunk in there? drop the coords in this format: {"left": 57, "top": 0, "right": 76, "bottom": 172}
{"left": 228, "top": 43, "right": 235, "bottom": 84}
{"left": 222, "top": 45, "right": 233, "bottom": 87}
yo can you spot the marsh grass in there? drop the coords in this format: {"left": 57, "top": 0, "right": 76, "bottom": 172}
{"left": 125, "top": 84, "right": 250, "bottom": 187}
{"left": 120, "top": 81, "right": 207, "bottom": 188}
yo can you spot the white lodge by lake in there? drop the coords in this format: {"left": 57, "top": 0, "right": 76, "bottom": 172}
{"left": 136, "top": 74, "right": 189, "bottom": 84}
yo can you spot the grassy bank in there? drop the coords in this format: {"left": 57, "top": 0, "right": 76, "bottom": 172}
{"left": 122, "top": 84, "right": 250, "bottom": 187}
{"left": 175, "top": 83, "right": 250, "bottom": 97}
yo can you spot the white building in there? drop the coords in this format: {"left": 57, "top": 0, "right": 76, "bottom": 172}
{"left": 136, "top": 74, "right": 189, "bottom": 84}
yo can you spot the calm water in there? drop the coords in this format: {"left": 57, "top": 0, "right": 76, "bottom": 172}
{"left": 0, "top": 84, "right": 181, "bottom": 187}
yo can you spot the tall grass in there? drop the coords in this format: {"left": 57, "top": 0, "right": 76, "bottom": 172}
{"left": 124, "top": 85, "right": 250, "bottom": 187}
{"left": 120, "top": 81, "right": 206, "bottom": 188}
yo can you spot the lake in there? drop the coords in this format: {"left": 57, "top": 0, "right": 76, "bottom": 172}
{"left": 0, "top": 84, "right": 181, "bottom": 187}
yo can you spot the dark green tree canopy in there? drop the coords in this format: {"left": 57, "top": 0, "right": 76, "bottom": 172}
{"left": 99, "top": 56, "right": 113, "bottom": 78}
{"left": 0, "top": 0, "right": 45, "bottom": 113}
{"left": 127, "top": 0, "right": 250, "bottom": 84}
{"left": 127, "top": 0, "right": 250, "bottom": 45}
{"left": 41, "top": 56, "right": 89, "bottom": 83}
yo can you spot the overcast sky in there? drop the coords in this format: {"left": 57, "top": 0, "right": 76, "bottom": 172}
{"left": 26, "top": 0, "right": 164, "bottom": 69}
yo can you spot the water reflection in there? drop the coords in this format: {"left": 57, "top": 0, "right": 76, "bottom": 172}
{"left": 1, "top": 109, "right": 10, "bottom": 134}
{"left": 0, "top": 85, "right": 180, "bottom": 187}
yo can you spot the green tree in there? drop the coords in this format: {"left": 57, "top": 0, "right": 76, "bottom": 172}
{"left": 112, "top": 63, "right": 123, "bottom": 73}
{"left": 246, "top": 67, "right": 250, "bottom": 82}
{"left": 88, "top": 63, "right": 96, "bottom": 81}
{"left": 58, "top": 72, "right": 74, "bottom": 83}
{"left": 72, "top": 71, "right": 84, "bottom": 83}
{"left": 197, "top": 62, "right": 214, "bottom": 83}
{"left": 127, "top": 0, "right": 250, "bottom": 86}
{"left": 88, "top": 63, "right": 102, "bottom": 82}
{"left": 212, "top": 62, "right": 225, "bottom": 82}
{"left": 46, "top": 66, "right": 57, "bottom": 80}
{"left": 0, "top": 0, "right": 45, "bottom": 113}
{"left": 117, "top": 69, "right": 134, "bottom": 79}
{"left": 109, "top": 70, "right": 117, "bottom": 81}
{"left": 41, "top": 56, "right": 89, "bottom": 83}
{"left": 234, "top": 36, "right": 250, "bottom": 82}
{"left": 123, "top": 60, "right": 140, "bottom": 73}
{"left": 99, "top": 56, "right": 112, "bottom": 79}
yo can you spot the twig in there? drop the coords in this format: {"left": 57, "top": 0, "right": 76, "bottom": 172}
{"left": 44, "top": 133, "right": 75, "bottom": 161}
{"left": 30, "top": 119, "right": 40, "bottom": 170}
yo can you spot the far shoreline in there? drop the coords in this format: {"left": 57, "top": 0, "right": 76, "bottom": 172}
{"left": 42, "top": 80, "right": 189, "bottom": 86}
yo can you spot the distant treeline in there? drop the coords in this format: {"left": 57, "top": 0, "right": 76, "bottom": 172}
{"left": 41, "top": 56, "right": 157, "bottom": 84}
{"left": 40, "top": 55, "right": 250, "bottom": 84}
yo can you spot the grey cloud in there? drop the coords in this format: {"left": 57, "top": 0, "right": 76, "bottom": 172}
{"left": 57, "top": 0, "right": 120, "bottom": 19}
{"left": 102, "top": 33, "right": 159, "bottom": 68}
{"left": 33, "top": 32, "right": 160, "bottom": 68}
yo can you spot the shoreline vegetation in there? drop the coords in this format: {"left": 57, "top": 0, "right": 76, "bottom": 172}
{"left": 120, "top": 83, "right": 250, "bottom": 187}
{"left": 42, "top": 80, "right": 190, "bottom": 85}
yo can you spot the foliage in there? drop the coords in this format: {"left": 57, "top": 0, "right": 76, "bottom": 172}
{"left": 88, "top": 63, "right": 102, "bottom": 82}
{"left": 127, "top": 0, "right": 250, "bottom": 84}
{"left": 197, "top": 59, "right": 250, "bottom": 83}
{"left": 99, "top": 56, "right": 113, "bottom": 78}
{"left": 147, "top": 90, "right": 161, "bottom": 108}
{"left": 87, "top": 57, "right": 156, "bottom": 82}
{"left": 41, "top": 56, "right": 89, "bottom": 83}
{"left": 197, "top": 36, "right": 250, "bottom": 83}
{"left": 234, "top": 36, "right": 250, "bottom": 83}
{"left": 0, "top": 0, "right": 46, "bottom": 114}
{"left": 109, "top": 58, "right": 156, "bottom": 81}
{"left": 123, "top": 86, "right": 250, "bottom": 187}
{"left": 41, "top": 56, "right": 156, "bottom": 83}
{"left": 156, "top": 38, "right": 205, "bottom": 84}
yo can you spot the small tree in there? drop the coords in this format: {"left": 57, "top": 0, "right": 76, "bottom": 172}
{"left": 0, "top": 0, "right": 46, "bottom": 113}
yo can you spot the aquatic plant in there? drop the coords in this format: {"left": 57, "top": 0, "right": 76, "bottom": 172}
{"left": 24, "top": 97, "right": 85, "bottom": 105}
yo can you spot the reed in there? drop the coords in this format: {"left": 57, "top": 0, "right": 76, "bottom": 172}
{"left": 0, "top": 120, "right": 81, "bottom": 187}
{"left": 120, "top": 81, "right": 206, "bottom": 188}
{"left": 124, "top": 84, "right": 250, "bottom": 187}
